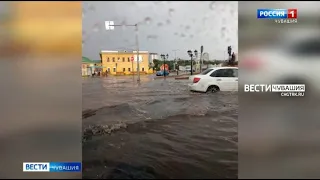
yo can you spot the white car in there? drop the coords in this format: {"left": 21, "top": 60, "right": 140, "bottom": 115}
{"left": 188, "top": 67, "right": 238, "bottom": 93}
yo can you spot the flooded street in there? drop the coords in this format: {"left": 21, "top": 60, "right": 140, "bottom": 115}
{"left": 82, "top": 76, "right": 238, "bottom": 179}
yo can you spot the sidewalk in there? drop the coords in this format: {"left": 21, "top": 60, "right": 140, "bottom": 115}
{"left": 154, "top": 74, "right": 189, "bottom": 80}
{"left": 154, "top": 72, "right": 200, "bottom": 80}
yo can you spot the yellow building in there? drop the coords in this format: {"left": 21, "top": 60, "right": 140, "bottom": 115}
{"left": 100, "top": 50, "right": 154, "bottom": 75}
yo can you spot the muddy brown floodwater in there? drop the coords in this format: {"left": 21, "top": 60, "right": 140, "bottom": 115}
{"left": 82, "top": 75, "right": 238, "bottom": 179}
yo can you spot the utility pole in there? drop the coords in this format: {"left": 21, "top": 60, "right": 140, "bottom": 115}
{"left": 200, "top": 45, "right": 203, "bottom": 73}
{"left": 172, "top": 49, "right": 179, "bottom": 71}
{"left": 105, "top": 21, "right": 140, "bottom": 82}
{"left": 135, "top": 24, "right": 140, "bottom": 82}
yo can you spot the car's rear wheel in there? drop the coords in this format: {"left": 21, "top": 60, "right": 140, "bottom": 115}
{"left": 207, "top": 85, "right": 220, "bottom": 93}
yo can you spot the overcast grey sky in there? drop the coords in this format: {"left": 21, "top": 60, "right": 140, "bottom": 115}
{"left": 82, "top": 1, "right": 238, "bottom": 60}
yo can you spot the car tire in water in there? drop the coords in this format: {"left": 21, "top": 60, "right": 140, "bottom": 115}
{"left": 206, "top": 85, "right": 220, "bottom": 93}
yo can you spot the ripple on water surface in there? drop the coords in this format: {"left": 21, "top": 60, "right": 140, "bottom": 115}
{"left": 82, "top": 77, "right": 238, "bottom": 179}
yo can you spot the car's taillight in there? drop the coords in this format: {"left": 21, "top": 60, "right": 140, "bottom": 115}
{"left": 241, "top": 57, "right": 263, "bottom": 70}
{"left": 193, "top": 77, "right": 201, "bottom": 83}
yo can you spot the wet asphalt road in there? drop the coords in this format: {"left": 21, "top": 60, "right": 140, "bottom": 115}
{"left": 82, "top": 75, "right": 238, "bottom": 179}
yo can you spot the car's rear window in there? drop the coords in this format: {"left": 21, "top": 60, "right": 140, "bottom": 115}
{"left": 200, "top": 68, "right": 214, "bottom": 75}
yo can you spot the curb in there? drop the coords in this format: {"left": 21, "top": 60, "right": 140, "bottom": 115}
{"left": 175, "top": 77, "right": 189, "bottom": 80}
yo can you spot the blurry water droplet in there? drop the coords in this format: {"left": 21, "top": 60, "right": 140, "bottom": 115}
{"left": 88, "top": 4, "right": 95, "bottom": 12}
{"left": 120, "top": 20, "right": 127, "bottom": 31}
{"left": 221, "top": 29, "right": 226, "bottom": 38}
{"left": 221, "top": 27, "right": 226, "bottom": 33}
{"left": 168, "top": 8, "right": 175, "bottom": 17}
{"left": 166, "top": 19, "right": 171, "bottom": 25}
{"left": 82, "top": 31, "right": 87, "bottom": 39}
{"left": 82, "top": 7, "right": 87, "bottom": 17}
{"left": 230, "top": 9, "right": 235, "bottom": 16}
{"left": 144, "top": 17, "right": 152, "bottom": 25}
{"left": 174, "top": 32, "right": 178, "bottom": 36}
{"left": 92, "top": 23, "right": 101, "bottom": 32}
{"left": 157, "top": 22, "right": 163, "bottom": 27}
{"left": 185, "top": 25, "right": 191, "bottom": 31}
{"left": 209, "top": 2, "right": 216, "bottom": 10}
{"left": 180, "top": 33, "right": 186, "bottom": 38}
{"left": 147, "top": 35, "right": 158, "bottom": 40}
{"left": 220, "top": 4, "right": 225, "bottom": 11}
{"left": 189, "top": 34, "right": 194, "bottom": 39}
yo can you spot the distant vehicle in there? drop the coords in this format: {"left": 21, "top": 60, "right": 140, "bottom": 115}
{"left": 156, "top": 70, "right": 170, "bottom": 76}
{"left": 188, "top": 67, "right": 238, "bottom": 93}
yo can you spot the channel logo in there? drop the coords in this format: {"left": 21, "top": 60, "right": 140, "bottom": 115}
{"left": 257, "top": 9, "right": 297, "bottom": 19}
{"left": 23, "top": 162, "right": 81, "bottom": 172}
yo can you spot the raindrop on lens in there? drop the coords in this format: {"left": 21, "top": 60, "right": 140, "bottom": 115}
{"left": 88, "top": 4, "right": 95, "bottom": 12}
{"left": 92, "top": 23, "right": 100, "bottom": 32}
{"left": 120, "top": 20, "right": 127, "bottom": 31}
{"left": 168, "top": 8, "right": 175, "bottom": 17}
{"left": 209, "top": 2, "right": 216, "bottom": 10}
{"left": 157, "top": 22, "right": 163, "bottom": 27}
{"left": 166, "top": 19, "right": 171, "bottom": 25}
{"left": 144, "top": 17, "right": 152, "bottom": 25}
{"left": 147, "top": 35, "right": 158, "bottom": 40}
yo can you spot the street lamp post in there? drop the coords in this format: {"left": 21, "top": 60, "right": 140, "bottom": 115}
{"left": 105, "top": 21, "right": 141, "bottom": 82}
{"left": 172, "top": 49, "right": 179, "bottom": 71}
{"left": 200, "top": 45, "right": 203, "bottom": 73}
{"left": 187, "top": 50, "right": 198, "bottom": 75}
